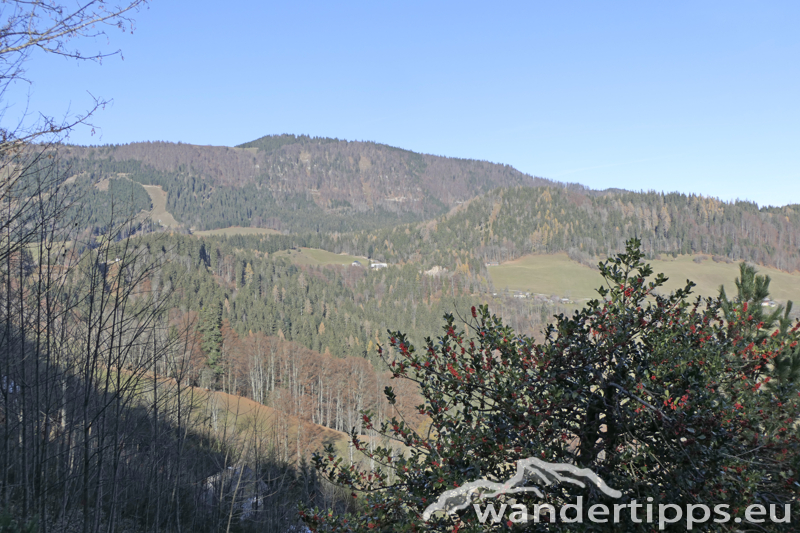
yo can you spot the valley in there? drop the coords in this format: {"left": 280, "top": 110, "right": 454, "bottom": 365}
{"left": 4, "top": 134, "right": 800, "bottom": 532}
{"left": 5, "top": 1, "right": 798, "bottom": 529}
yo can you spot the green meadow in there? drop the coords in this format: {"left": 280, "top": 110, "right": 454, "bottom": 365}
{"left": 489, "top": 253, "right": 800, "bottom": 305}
{"left": 488, "top": 254, "right": 604, "bottom": 300}
{"left": 649, "top": 255, "right": 800, "bottom": 304}
{"left": 272, "top": 247, "right": 368, "bottom": 267}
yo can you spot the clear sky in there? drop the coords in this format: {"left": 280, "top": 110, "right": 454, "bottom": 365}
{"left": 11, "top": 1, "right": 800, "bottom": 207}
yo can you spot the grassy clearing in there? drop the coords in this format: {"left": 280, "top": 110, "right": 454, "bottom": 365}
{"left": 194, "top": 226, "right": 282, "bottom": 237}
{"left": 272, "top": 247, "right": 368, "bottom": 267}
{"left": 141, "top": 185, "right": 180, "bottom": 228}
{"left": 489, "top": 254, "right": 604, "bottom": 300}
{"left": 648, "top": 255, "right": 800, "bottom": 304}
{"left": 489, "top": 253, "right": 800, "bottom": 305}
{"left": 25, "top": 241, "right": 73, "bottom": 262}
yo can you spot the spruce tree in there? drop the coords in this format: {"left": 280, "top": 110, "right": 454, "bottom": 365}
{"left": 200, "top": 302, "right": 224, "bottom": 375}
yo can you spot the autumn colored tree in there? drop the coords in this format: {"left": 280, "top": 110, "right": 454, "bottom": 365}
{"left": 302, "top": 239, "right": 800, "bottom": 532}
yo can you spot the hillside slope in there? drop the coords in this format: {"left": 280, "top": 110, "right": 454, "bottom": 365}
{"left": 58, "top": 135, "right": 560, "bottom": 232}
{"left": 188, "top": 385, "right": 353, "bottom": 459}
{"left": 487, "top": 252, "right": 800, "bottom": 305}
{"left": 349, "top": 186, "right": 800, "bottom": 273}
{"left": 55, "top": 135, "right": 800, "bottom": 273}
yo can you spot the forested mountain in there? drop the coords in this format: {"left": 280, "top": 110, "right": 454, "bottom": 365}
{"left": 58, "top": 135, "right": 558, "bottom": 232}
{"left": 56, "top": 135, "right": 800, "bottom": 274}
{"left": 332, "top": 186, "right": 800, "bottom": 273}
{"left": 9, "top": 0, "right": 798, "bottom": 528}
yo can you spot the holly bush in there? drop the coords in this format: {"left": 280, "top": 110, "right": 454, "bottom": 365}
{"left": 301, "top": 240, "right": 800, "bottom": 531}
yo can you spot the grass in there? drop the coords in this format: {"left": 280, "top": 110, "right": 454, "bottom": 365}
{"left": 272, "top": 247, "right": 368, "bottom": 267}
{"left": 489, "top": 253, "right": 800, "bottom": 305}
{"left": 648, "top": 255, "right": 800, "bottom": 304}
{"left": 194, "top": 226, "right": 282, "bottom": 237}
{"left": 25, "top": 240, "right": 73, "bottom": 262}
{"left": 141, "top": 185, "right": 180, "bottom": 228}
{"left": 488, "top": 253, "right": 604, "bottom": 300}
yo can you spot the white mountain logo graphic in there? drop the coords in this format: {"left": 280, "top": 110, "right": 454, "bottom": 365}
{"left": 422, "top": 457, "right": 622, "bottom": 521}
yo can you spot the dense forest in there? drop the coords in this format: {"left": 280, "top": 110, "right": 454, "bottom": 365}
{"left": 128, "top": 232, "right": 558, "bottom": 404}
{"left": 5, "top": 137, "right": 799, "bottom": 532}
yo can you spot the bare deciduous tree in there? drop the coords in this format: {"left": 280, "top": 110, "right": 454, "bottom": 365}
{"left": 0, "top": 0, "right": 148, "bottom": 141}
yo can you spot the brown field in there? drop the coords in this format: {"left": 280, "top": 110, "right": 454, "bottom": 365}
{"left": 186, "top": 386, "right": 352, "bottom": 458}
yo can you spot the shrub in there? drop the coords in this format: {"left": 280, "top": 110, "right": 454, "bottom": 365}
{"left": 303, "top": 240, "right": 800, "bottom": 532}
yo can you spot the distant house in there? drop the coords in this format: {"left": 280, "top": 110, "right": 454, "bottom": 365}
{"left": 351, "top": 260, "right": 362, "bottom": 267}
{"left": 370, "top": 262, "right": 388, "bottom": 270}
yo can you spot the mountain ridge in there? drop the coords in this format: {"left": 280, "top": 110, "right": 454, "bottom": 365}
{"left": 57, "top": 134, "right": 800, "bottom": 271}
{"left": 60, "top": 135, "right": 559, "bottom": 232}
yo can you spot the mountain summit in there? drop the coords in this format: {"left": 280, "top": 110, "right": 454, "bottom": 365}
{"left": 61, "top": 134, "right": 558, "bottom": 232}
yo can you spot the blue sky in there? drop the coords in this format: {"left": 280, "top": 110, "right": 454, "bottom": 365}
{"left": 11, "top": 1, "right": 800, "bottom": 207}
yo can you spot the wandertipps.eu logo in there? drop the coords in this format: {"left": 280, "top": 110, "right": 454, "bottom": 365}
{"left": 423, "top": 458, "right": 793, "bottom": 528}
{"left": 422, "top": 456, "right": 621, "bottom": 521}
